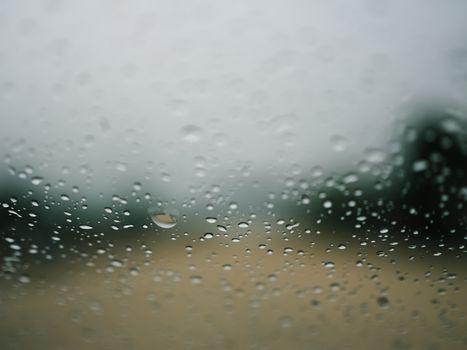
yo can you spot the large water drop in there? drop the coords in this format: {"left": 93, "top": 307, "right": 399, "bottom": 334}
{"left": 148, "top": 206, "right": 179, "bottom": 229}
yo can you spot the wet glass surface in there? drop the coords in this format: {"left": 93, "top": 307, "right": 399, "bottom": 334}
{"left": 1, "top": 1, "right": 467, "bottom": 349}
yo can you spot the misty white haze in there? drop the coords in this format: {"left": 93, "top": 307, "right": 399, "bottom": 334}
{"left": 1, "top": 0, "right": 467, "bottom": 197}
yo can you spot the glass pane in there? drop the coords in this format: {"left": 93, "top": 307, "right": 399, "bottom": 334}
{"left": 1, "top": 1, "right": 466, "bottom": 349}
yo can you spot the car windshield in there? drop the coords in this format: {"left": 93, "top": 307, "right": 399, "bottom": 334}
{"left": 1, "top": 1, "right": 467, "bottom": 349}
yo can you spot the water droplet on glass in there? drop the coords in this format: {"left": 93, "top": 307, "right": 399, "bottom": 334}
{"left": 110, "top": 259, "right": 124, "bottom": 268}
{"left": 148, "top": 206, "right": 179, "bottom": 229}
{"left": 412, "top": 159, "right": 428, "bottom": 172}
{"left": 206, "top": 217, "right": 217, "bottom": 223}
{"left": 190, "top": 275, "right": 203, "bottom": 284}
{"left": 377, "top": 296, "right": 389, "bottom": 309}
{"left": 217, "top": 225, "right": 227, "bottom": 232}
{"left": 18, "top": 274, "right": 31, "bottom": 284}
{"left": 180, "top": 125, "right": 203, "bottom": 143}
{"left": 129, "top": 267, "right": 139, "bottom": 276}
{"left": 31, "top": 176, "right": 43, "bottom": 185}
{"left": 342, "top": 173, "right": 359, "bottom": 184}
{"left": 115, "top": 162, "right": 127, "bottom": 172}
{"left": 228, "top": 202, "right": 238, "bottom": 210}
{"left": 365, "top": 148, "right": 386, "bottom": 163}
{"left": 222, "top": 264, "right": 233, "bottom": 271}
{"left": 330, "top": 134, "right": 348, "bottom": 152}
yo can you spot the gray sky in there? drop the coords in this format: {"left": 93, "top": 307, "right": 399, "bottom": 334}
{"left": 1, "top": 0, "right": 467, "bottom": 197}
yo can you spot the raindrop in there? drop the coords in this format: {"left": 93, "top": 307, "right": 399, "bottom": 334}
{"left": 18, "top": 274, "right": 31, "bottom": 284}
{"left": 330, "top": 134, "right": 348, "bottom": 152}
{"left": 31, "top": 176, "right": 43, "bottom": 185}
{"left": 110, "top": 259, "right": 124, "bottom": 268}
{"left": 228, "top": 202, "right": 238, "bottom": 210}
{"left": 115, "top": 162, "right": 127, "bottom": 172}
{"left": 180, "top": 125, "right": 203, "bottom": 143}
{"left": 223, "top": 264, "right": 233, "bottom": 271}
{"left": 301, "top": 195, "right": 311, "bottom": 205}
{"left": 377, "top": 296, "right": 389, "bottom": 309}
{"left": 342, "top": 173, "right": 359, "bottom": 184}
{"left": 190, "top": 275, "right": 203, "bottom": 284}
{"left": 148, "top": 207, "right": 179, "bottom": 229}
{"left": 365, "top": 148, "right": 386, "bottom": 163}
{"left": 412, "top": 159, "right": 428, "bottom": 172}
{"left": 310, "top": 300, "right": 320, "bottom": 309}
{"left": 217, "top": 225, "right": 227, "bottom": 232}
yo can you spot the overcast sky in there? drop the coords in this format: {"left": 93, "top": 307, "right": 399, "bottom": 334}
{"left": 1, "top": 0, "right": 467, "bottom": 197}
